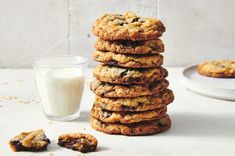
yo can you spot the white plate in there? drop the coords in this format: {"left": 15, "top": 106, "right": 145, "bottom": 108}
{"left": 180, "top": 65, "right": 235, "bottom": 101}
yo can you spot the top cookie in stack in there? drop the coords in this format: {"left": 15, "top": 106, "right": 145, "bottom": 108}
{"left": 92, "top": 12, "right": 165, "bottom": 41}
{"left": 90, "top": 12, "right": 174, "bottom": 136}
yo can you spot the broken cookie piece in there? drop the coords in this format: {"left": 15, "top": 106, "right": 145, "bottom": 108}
{"left": 9, "top": 129, "right": 50, "bottom": 152}
{"left": 58, "top": 133, "right": 98, "bottom": 153}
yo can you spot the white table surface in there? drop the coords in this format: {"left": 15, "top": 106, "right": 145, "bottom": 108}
{"left": 0, "top": 68, "right": 235, "bottom": 156}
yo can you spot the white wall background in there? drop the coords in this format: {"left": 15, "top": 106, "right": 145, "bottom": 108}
{"left": 0, "top": 0, "right": 234, "bottom": 68}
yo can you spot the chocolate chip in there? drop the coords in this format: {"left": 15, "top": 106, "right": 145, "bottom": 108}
{"left": 108, "top": 60, "right": 118, "bottom": 66}
{"left": 132, "top": 17, "right": 140, "bottom": 22}
{"left": 122, "top": 40, "right": 140, "bottom": 47}
{"left": 102, "top": 109, "right": 112, "bottom": 118}
{"left": 127, "top": 77, "right": 140, "bottom": 83}
{"left": 149, "top": 42, "right": 158, "bottom": 49}
{"left": 121, "top": 83, "right": 132, "bottom": 87}
{"left": 137, "top": 102, "right": 143, "bottom": 107}
{"left": 120, "top": 70, "right": 128, "bottom": 77}
{"left": 119, "top": 22, "right": 126, "bottom": 26}
{"left": 11, "top": 141, "right": 23, "bottom": 151}
{"left": 157, "top": 25, "right": 165, "bottom": 32}
{"left": 121, "top": 105, "right": 136, "bottom": 111}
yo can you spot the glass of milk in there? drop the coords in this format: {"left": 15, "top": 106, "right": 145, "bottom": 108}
{"left": 33, "top": 55, "right": 88, "bottom": 121}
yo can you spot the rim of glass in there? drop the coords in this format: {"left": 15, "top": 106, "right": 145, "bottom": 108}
{"left": 32, "top": 55, "right": 88, "bottom": 68}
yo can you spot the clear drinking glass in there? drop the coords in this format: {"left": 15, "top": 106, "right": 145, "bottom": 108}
{"left": 33, "top": 55, "right": 88, "bottom": 121}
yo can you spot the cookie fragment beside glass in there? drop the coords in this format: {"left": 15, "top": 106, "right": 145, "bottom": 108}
{"left": 9, "top": 129, "right": 50, "bottom": 152}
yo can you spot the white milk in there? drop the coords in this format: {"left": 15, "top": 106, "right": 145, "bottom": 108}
{"left": 35, "top": 68, "right": 85, "bottom": 116}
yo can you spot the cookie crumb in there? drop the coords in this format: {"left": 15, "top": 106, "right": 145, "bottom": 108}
{"left": 4, "top": 96, "right": 18, "bottom": 100}
{"left": 0, "top": 105, "right": 3, "bottom": 107}
{"left": 18, "top": 100, "right": 31, "bottom": 104}
{"left": 23, "top": 101, "right": 31, "bottom": 104}
{"left": 2, "top": 82, "right": 8, "bottom": 85}
{"left": 48, "top": 153, "right": 54, "bottom": 156}
{"left": 17, "top": 80, "right": 24, "bottom": 83}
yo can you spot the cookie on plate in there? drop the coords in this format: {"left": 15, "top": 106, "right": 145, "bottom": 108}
{"left": 197, "top": 60, "right": 235, "bottom": 78}
{"left": 93, "top": 65, "right": 168, "bottom": 85}
{"left": 92, "top": 12, "right": 165, "bottom": 41}
{"left": 58, "top": 133, "right": 98, "bottom": 153}
{"left": 90, "top": 79, "right": 169, "bottom": 98}
{"left": 93, "top": 50, "right": 163, "bottom": 68}
{"left": 90, "top": 103, "right": 166, "bottom": 124}
{"left": 95, "top": 89, "right": 174, "bottom": 112}
{"left": 90, "top": 114, "right": 171, "bottom": 136}
{"left": 94, "top": 38, "right": 164, "bottom": 54}
{"left": 9, "top": 129, "right": 50, "bottom": 152}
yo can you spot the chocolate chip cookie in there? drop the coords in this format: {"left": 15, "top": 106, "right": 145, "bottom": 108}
{"left": 90, "top": 114, "right": 171, "bottom": 136}
{"left": 92, "top": 12, "right": 165, "bottom": 41}
{"left": 93, "top": 65, "right": 168, "bottom": 85}
{"left": 58, "top": 133, "right": 98, "bottom": 153}
{"left": 94, "top": 38, "right": 164, "bottom": 54}
{"left": 95, "top": 89, "right": 174, "bottom": 112}
{"left": 197, "top": 60, "right": 235, "bottom": 78}
{"left": 9, "top": 129, "right": 50, "bottom": 152}
{"left": 93, "top": 50, "right": 163, "bottom": 68}
{"left": 90, "top": 79, "right": 169, "bottom": 98}
{"left": 90, "top": 103, "right": 166, "bottom": 124}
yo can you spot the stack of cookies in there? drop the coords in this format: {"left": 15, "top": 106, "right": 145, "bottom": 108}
{"left": 90, "top": 12, "right": 174, "bottom": 136}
